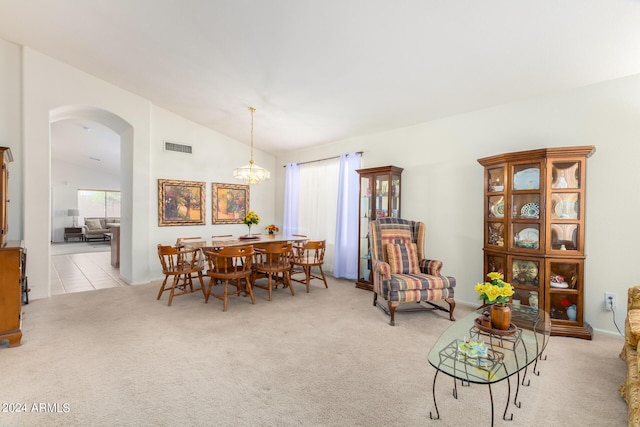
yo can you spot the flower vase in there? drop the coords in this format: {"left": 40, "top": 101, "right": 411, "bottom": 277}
{"left": 490, "top": 303, "right": 512, "bottom": 330}
{"left": 567, "top": 304, "right": 577, "bottom": 321}
{"left": 268, "top": 231, "right": 275, "bottom": 238}
{"left": 247, "top": 225, "right": 252, "bottom": 237}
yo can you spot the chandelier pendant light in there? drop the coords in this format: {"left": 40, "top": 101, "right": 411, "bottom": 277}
{"left": 233, "top": 107, "right": 271, "bottom": 185}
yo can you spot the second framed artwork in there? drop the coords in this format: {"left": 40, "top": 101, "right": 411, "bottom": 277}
{"left": 212, "top": 183, "right": 249, "bottom": 224}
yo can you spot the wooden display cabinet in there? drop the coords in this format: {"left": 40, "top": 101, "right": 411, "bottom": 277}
{"left": 0, "top": 241, "right": 24, "bottom": 347}
{"left": 0, "top": 147, "right": 23, "bottom": 347}
{"left": 355, "top": 165, "right": 403, "bottom": 291}
{"left": 478, "top": 146, "right": 595, "bottom": 339}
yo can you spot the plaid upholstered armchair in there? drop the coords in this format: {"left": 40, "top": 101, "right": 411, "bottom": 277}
{"left": 369, "top": 218, "right": 456, "bottom": 325}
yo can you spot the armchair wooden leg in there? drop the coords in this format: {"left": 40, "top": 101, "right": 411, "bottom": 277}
{"left": 388, "top": 301, "right": 398, "bottom": 326}
{"left": 446, "top": 297, "right": 456, "bottom": 321}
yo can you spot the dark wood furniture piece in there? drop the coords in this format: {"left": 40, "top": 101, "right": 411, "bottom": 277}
{"left": 0, "top": 240, "right": 24, "bottom": 347}
{"left": 0, "top": 147, "right": 24, "bottom": 347}
{"left": 156, "top": 244, "right": 206, "bottom": 306}
{"left": 356, "top": 165, "right": 403, "bottom": 291}
{"left": 64, "top": 227, "right": 84, "bottom": 242}
{"left": 478, "top": 146, "right": 595, "bottom": 339}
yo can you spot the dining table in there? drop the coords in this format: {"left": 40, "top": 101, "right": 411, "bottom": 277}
{"left": 182, "top": 234, "right": 309, "bottom": 251}
{"left": 183, "top": 234, "right": 309, "bottom": 292}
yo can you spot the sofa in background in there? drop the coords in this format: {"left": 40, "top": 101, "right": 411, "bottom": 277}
{"left": 620, "top": 285, "right": 640, "bottom": 426}
{"left": 82, "top": 217, "right": 120, "bottom": 241}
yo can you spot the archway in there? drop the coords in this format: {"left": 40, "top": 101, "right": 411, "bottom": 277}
{"left": 49, "top": 105, "right": 134, "bottom": 291}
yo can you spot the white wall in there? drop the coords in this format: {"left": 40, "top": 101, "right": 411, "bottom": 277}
{"left": 276, "top": 74, "right": 640, "bottom": 336}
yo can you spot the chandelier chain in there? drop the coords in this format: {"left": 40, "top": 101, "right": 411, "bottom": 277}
{"left": 249, "top": 107, "right": 255, "bottom": 164}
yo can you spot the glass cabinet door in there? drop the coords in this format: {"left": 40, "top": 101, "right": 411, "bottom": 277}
{"left": 356, "top": 165, "right": 403, "bottom": 290}
{"left": 390, "top": 173, "right": 401, "bottom": 217}
{"left": 486, "top": 165, "right": 506, "bottom": 248}
{"left": 509, "top": 257, "right": 542, "bottom": 307}
{"left": 488, "top": 167, "right": 505, "bottom": 192}
{"left": 359, "top": 175, "right": 371, "bottom": 282}
{"left": 547, "top": 259, "right": 583, "bottom": 322}
{"left": 510, "top": 162, "right": 543, "bottom": 253}
{"left": 375, "top": 174, "right": 389, "bottom": 218}
{"left": 549, "top": 160, "right": 584, "bottom": 253}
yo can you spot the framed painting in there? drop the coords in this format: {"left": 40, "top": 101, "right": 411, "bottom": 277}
{"left": 212, "top": 183, "right": 249, "bottom": 224}
{"left": 158, "top": 179, "right": 206, "bottom": 226}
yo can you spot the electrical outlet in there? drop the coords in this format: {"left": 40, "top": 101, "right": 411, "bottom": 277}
{"left": 605, "top": 292, "right": 616, "bottom": 311}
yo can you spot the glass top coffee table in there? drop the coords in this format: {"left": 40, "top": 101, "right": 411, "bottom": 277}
{"left": 428, "top": 305, "right": 550, "bottom": 426}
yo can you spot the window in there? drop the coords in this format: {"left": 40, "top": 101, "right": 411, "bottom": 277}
{"left": 298, "top": 159, "right": 339, "bottom": 272}
{"left": 78, "top": 189, "right": 121, "bottom": 217}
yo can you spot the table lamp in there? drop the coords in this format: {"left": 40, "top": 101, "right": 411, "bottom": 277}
{"left": 67, "top": 209, "right": 80, "bottom": 227}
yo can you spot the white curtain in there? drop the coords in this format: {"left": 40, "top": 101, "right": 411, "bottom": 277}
{"left": 298, "top": 158, "right": 339, "bottom": 273}
{"left": 333, "top": 152, "right": 361, "bottom": 279}
{"left": 283, "top": 163, "right": 300, "bottom": 236}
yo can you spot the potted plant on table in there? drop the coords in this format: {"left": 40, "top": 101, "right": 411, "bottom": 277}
{"left": 265, "top": 224, "right": 279, "bottom": 236}
{"left": 475, "top": 272, "right": 515, "bottom": 330}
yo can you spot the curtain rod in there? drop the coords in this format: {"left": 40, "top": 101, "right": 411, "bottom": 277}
{"left": 283, "top": 151, "right": 363, "bottom": 167}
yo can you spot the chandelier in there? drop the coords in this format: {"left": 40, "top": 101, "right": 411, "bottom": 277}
{"left": 233, "top": 107, "right": 271, "bottom": 185}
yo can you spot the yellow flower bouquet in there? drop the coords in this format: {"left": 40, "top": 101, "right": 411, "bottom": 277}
{"left": 475, "top": 272, "right": 515, "bottom": 305}
{"left": 242, "top": 210, "right": 261, "bottom": 226}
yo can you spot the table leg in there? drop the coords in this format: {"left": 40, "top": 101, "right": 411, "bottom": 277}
{"left": 502, "top": 377, "right": 514, "bottom": 422}
{"left": 429, "top": 370, "right": 440, "bottom": 420}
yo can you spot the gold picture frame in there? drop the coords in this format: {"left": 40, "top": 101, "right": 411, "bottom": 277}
{"left": 158, "top": 179, "right": 206, "bottom": 226}
{"left": 212, "top": 183, "right": 249, "bottom": 224}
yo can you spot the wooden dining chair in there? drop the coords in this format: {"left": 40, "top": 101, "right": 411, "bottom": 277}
{"left": 291, "top": 240, "right": 328, "bottom": 293}
{"left": 252, "top": 242, "right": 295, "bottom": 301}
{"left": 157, "top": 244, "right": 206, "bottom": 306}
{"left": 204, "top": 245, "right": 255, "bottom": 312}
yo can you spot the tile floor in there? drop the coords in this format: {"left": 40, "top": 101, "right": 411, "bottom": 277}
{"left": 51, "top": 250, "right": 127, "bottom": 295}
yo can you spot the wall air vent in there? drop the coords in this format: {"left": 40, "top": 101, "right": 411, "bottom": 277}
{"left": 164, "top": 141, "right": 192, "bottom": 154}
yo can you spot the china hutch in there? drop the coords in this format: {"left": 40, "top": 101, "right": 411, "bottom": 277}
{"left": 0, "top": 146, "right": 23, "bottom": 347}
{"left": 356, "top": 165, "right": 403, "bottom": 291}
{"left": 478, "top": 146, "right": 595, "bottom": 339}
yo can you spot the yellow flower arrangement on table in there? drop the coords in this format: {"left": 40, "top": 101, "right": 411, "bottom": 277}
{"left": 242, "top": 210, "right": 261, "bottom": 226}
{"left": 265, "top": 224, "right": 279, "bottom": 235}
{"left": 242, "top": 211, "right": 260, "bottom": 235}
{"left": 475, "top": 272, "right": 515, "bottom": 305}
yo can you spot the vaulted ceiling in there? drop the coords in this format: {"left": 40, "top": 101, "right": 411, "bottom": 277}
{"left": 1, "top": 0, "right": 640, "bottom": 156}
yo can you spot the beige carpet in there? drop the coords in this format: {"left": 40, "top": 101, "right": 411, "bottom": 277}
{"left": 0, "top": 277, "right": 629, "bottom": 426}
